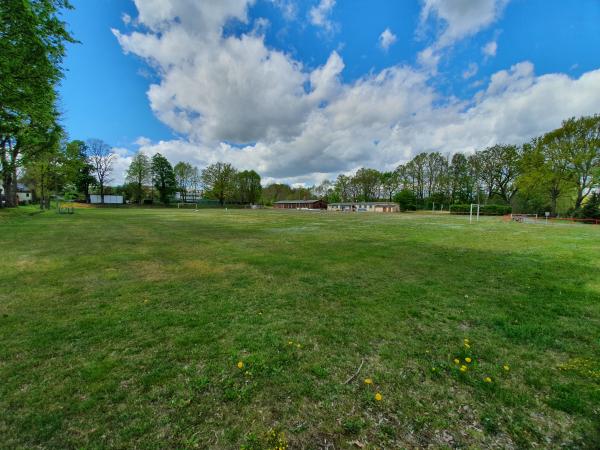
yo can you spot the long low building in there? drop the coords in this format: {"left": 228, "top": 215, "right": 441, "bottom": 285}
{"left": 328, "top": 202, "right": 399, "bottom": 213}
{"left": 273, "top": 199, "right": 328, "bottom": 209}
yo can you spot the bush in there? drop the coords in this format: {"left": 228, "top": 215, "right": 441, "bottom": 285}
{"left": 449, "top": 204, "right": 512, "bottom": 215}
{"left": 393, "top": 189, "right": 417, "bottom": 211}
{"left": 572, "top": 193, "right": 600, "bottom": 220}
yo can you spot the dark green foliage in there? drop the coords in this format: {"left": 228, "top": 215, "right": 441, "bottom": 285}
{"left": 236, "top": 170, "right": 262, "bottom": 204}
{"left": 201, "top": 162, "right": 237, "bottom": 205}
{"left": 151, "top": 153, "right": 176, "bottom": 204}
{"left": 393, "top": 189, "right": 417, "bottom": 211}
{"left": 573, "top": 192, "right": 600, "bottom": 220}
{"left": 0, "top": 0, "right": 75, "bottom": 207}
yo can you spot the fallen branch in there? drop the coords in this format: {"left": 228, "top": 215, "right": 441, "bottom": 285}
{"left": 343, "top": 358, "right": 364, "bottom": 384}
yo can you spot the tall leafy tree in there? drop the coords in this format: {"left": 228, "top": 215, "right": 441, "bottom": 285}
{"left": 173, "top": 161, "right": 195, "bottom": 202}
{"left": 237, "top": 170, "right": 262, "bottom": 204}
{"left": 201, "top": 162, "right": 237, "bottom": 206}
{"left": 126, "top": 152, "right": 151, "bottom": 204}
{"left": 64, "top": 140, "right": 95, "bottom": 199}
{"left": 380, "top": 171, "right": 400, "bottom": 202}
{"left": 151, "top": 153, "right": 176, "bottom": 204}
{"left": 334, "top": 174, "right": 352, "bottom": 202}
{"left": 561, "top": 115, "right": 600, "bottom": 209}
{"left": 491, "top": 144, "right": 521, "bottom": 204}
{"left": 518, "top": 138, "right": 574, "bottom": 215}
{"left": 353, "top": 168, "right": 381, "bottom": 201}
{"left": 0, "top": 0, "right": 75, "bottom": 207}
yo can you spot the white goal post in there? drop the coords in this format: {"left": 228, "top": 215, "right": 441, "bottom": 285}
{"left": 469, "top": 203, "right": 480, "bottom": 223}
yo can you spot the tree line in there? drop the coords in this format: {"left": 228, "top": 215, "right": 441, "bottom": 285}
{"left": 300, "top": 115, "right": 599, "bottom": 217}
{"left": 123, "top": 153, "right": 262, "bottom": 206}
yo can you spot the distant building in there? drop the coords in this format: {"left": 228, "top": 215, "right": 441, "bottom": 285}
{"left": 89, "top": 194, "right": 123, "bottom": 204}
{"left": 273, "top": 199, "right": 328, "bottom": 210}
{"left": 0, "top": 183, "right": 32, "bottom": 204}
{"left": 328, "top": 202, "right": 399, "bottom": 213}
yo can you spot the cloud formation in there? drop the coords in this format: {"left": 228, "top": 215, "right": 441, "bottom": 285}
{"left": 417, "top": 0, "right": 508, "bottom": 71}
{"left": 482, "top": 40, "right": 498, "bottom": 57}
{"left": 309, "top": 0, "right": 337, "bottom": 34}
{"left": 379, "top": 28, "right": 397, "bottom": 51}
{"left": 110, "top": 0, "right": 600, "bottom": 186}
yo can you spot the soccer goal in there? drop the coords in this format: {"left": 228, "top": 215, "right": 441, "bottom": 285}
{"left": 177, "top": 202, "right": 199, "bottom": 209}
{"left": 510, "top": 213, "right": 539, "bottom": 224}
{"left": 469, "top": 203, "right": 480, "bottom": 223}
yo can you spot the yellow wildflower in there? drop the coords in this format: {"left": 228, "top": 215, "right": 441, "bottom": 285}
{"left": 453, "top": 358, "right": 460, "bottom": 364}
{"left": 374, "top": 392, "right": 382, "bottom": 401}
{"left": 484, "top": 377, "right": 492, "bottom": 383}
{"left": 460, "top": 365, "right": 468, "bottom": 372}
{"left": 503, "top": 364, "right": 510, "bottom": 371}
{"left": 465, "top": 357, "right": 472, "bottom": 363}
{"left": 464, "top": 343, "right": 471, "bottom": 349}
{"left": 364, "top": 378, "right": 373, "bottom": 385}
{"left": 287, "top": 341, "right": 293, "bottom": 345}
{"left": 237, "top": 361, "right": 244, "bottom": 369}
{"left": 296, "top": 343, "right": 301, "bottom": 348}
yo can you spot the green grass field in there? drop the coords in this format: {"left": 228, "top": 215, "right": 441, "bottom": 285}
{"left": 1, "top": 208, "right": 599, "bottom": 449}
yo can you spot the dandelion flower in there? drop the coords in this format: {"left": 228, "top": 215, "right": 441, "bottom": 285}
{"left": 465, "top": 357, "right": 472, "bottom": 363}
{"left": 364, "top": 378, "right": 373, "bottom": 385}
{"left": 460, "top": 365, "right": 468, "bottom": 372}
{"left": 453, "top": 358, "right": 460, "bottom": 364}
{"left": 374, "top": 392, "right": 382, "bottom": 401}
{"left": 503, "top": 364, "right": 510, "bottom": 371}
{"left": 463, "top": 338, "right": 469, "bottom": 343}
{"left": 237, "top": 361, "right": 244, "bottom": 369}
{"left": 484, "top": 377, "right": 492, "bottom": 383}
{"left": 464, "top": 343, "right": 471, "bottom": 349}
{"left": 296, "top": 343, "right": 301, "bottom": 348}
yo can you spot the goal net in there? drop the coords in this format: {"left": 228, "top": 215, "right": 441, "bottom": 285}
{"left": 510, "top": 213, "right": 539, "bottom": 224}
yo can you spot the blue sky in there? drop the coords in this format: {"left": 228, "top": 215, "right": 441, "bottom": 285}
{"left": 59, "top": 0, "right": 600, "bottom": 184}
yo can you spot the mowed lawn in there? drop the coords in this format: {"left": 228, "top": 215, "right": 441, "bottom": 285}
{"left": 1, "top": 208, "right": 599, "bottom": 449}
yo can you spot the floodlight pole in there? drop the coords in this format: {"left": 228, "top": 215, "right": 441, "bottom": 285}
{"left": 477, "top": 204, "right": 480, "bottom": 222}
{"left": 470, "top": 203, "right": 473, "bottom": 223}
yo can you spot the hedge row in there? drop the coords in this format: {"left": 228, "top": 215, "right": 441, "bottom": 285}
{"left": 449, "top": 204, "right": 512, "bottom": 215}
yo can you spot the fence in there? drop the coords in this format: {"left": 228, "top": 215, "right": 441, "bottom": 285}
{"left": 506, "top": 214, "right": 600, "bottom": 225}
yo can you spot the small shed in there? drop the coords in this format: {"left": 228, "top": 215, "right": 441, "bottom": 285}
{"left": 273, "top": 199, "right": 328, "bottom": 210}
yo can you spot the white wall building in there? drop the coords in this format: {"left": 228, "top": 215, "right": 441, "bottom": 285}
{"left": 89, "top": 194, "right": 123, "bottom": 204}
{"left": 328, "top": 202, "right": 399, "bottom": 213}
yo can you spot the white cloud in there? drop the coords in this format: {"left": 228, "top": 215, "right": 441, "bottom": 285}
{"left": 379, "top": 28, "right": 397, "bottom": 51}
{"left": 309, "top": 0, "right": 337, "bottom": 34}
{"left": 121, "top": 13, "right": 132, "bottom": 25}
{"left": 419, "top": 0, "right": 508, "bottom": 48}
{"left": 135, "top": 136, "right": 152, "bottom": 146}
{"left": 109, "top": 149, "right": 134, "bottom": 185}
{"left": 462, "top": 62, "right": 478, "bottom": 79}
{"left": 271, "top": 0, "right": 297, "bottom": 21}
{"left": 417, "top": 46, "right": 441, "bottom": 72}
{"left": 482, "top": 40, "right": 498, "bottom": 57}
{"left": 112, "top": 1, "right": 600, "bottom": 186}
{"left": 417, "top": 0, "right": 508, "bottom": 71}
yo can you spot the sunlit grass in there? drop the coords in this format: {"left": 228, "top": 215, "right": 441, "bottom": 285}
{"left": 1, "top": 208, "right": 599, "bottom": 448}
